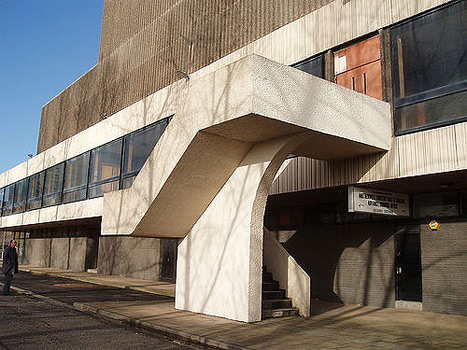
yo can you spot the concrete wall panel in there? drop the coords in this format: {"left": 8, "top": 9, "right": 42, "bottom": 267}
{"left": 455, "top": 122, "right": 467, "bottom": 169}
{"left": 50, "top": 238, "right": 69, "bottom": 270}
{"left": 69, "top": 237, "right": 87, "bottom": 271}
{"left": 25, "top": 238, "right": 51, "bottom": 267}
{"left": 98, "top": 236, "right": 162, "bottom": 280}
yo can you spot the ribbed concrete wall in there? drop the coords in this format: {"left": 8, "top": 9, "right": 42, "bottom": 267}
{"left": 38, "top": 0, "right": 334, "bottom": 152}
{"left": 25, "top": 238, "right": 51, "bottom": 266}
{"left": 98, "top": 236, "right": 162, "bottom": 280}
{"left": 270, "top": 122, "right": 467, "bottom": 194}
{"left": 38, "top": 0, "right": 450, "bottom": 153}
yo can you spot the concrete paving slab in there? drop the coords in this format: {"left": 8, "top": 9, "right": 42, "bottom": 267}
{"left": 19, "top": 266, "right": 467, "bottom": 350}
{"left": 20, "top": 265, "right": 176, "bottom": 297}
{"left": 74, "top": 298, "right": 467, "bottom": 350}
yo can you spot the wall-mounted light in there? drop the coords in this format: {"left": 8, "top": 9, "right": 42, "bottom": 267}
{"left": 27, "top": 154, "right": 33, "bottom": 158}
{"left": 100, "top": 112, "right": 108, "bottom": 119}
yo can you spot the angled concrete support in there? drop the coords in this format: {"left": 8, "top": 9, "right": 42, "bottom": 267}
{"left": 97, "top": 54, "right": 390, "bottom": 322}
{"left": 176, "top": 133, "right": 312, "bottom": 322}
{"left": 101, "top": 54, "right": 390, "bottom": 239}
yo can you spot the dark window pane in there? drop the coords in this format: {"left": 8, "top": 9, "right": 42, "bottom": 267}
{"left": 293, "top": 55, "right": 324, "bottom": 78}
{"left": 63, "top": 153, "right": 90, "bottom": 203}
{"left": 43, "top": 163, "right": 64, "bottom": 207}
{"left": 395, "top": 90, "right": 467, "bottom": 132}
{"left": 27, "top": 172, "right": 45, "bottom": 210}
{"left": 392, "top": 2, "right": 467, "bottom": 99}
{"left": 121, "top": 176, "right": 136, "bottom": 189}
{"left": 88, "top": 180, "right": 120, "bottom": 198}
{"left": 2, "top": 185, "right": 14, "bottom": 216}
{"left": 413, "top": 191, "right": 459, "bottom": 218}
{"left": 0, "top": 188, "right": 4, "bottom": 213}
{"left": 13, "top": 179, "right": 28, "bottom": 214}
{"left": 88, "top": 139, "right": 122, "bottom": 198}
{"left": 391, "top": 1, "right": 467, "bottom": 133}
{"left": 122, "top": 119, "right": 168, "bottom": 185}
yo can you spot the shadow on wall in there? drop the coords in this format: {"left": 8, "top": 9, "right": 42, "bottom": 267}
{"left": 97, "top": 236, "right": 163, "bottom": 280}
{"left": 283, "top": 222, "right": 396, "bottom": 308}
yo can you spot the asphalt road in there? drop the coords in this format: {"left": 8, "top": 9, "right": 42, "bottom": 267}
{"left": 0, "top": 273, "right": 197, "bottom": 350}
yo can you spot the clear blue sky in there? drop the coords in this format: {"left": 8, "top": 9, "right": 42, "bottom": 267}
{"left": 0, "top": 0, "right": 104, "bottom": 174}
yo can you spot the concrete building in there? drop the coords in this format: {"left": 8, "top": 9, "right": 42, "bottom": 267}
{"left": 1, "top": 0, "right": 466, "bottom": 322}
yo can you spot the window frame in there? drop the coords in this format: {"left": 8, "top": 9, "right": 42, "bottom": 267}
{"left": 63, "top": 152, "right": 91, "bottom": 204}
{"left": 2, "top": 184, "right": 15, "bottom": 216}
{"left": 27, "top": 171, "right": 45, "bottom": 211}
{"left": 88, "top": 137, "right": 123, "bottom": 199}
{"left": 12, "top": 178, "right": 29, "bottom": 214}
{"left": 291, "top": 53, "right": 325, "bottom": 79}
{"left": 0, "top": 187, "right": 4, "bottom": 215}
{"left": 120, "top": 118, "right": 170, "bottom": 189}
{"left": 390, "top": 0, "right": 467, "bottom": 135}
{"left": 42, "top": 162, "right": 65, "bottom": 208}
{"left": 0, "top": 115, "right": 172, "bottom": 216}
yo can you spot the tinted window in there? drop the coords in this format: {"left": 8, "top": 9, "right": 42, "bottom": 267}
{"left": 391, "top": 1, "right": 467, "bottom": 133}
{"left": 88, "top": 139, "right": 122, "bottom": 198}
{"left": 63, "top": 152, "right": 90, "bottom": 203}
{"left": 27, "top": 171, "right": 45, "bottom": 210}
{"left": 293, "top": 54, "right": 324, "bottom": 78}
{"left": 13, "top": 178, "right": 28, "bottom": 214}
{"left": 413, "top": 191, "right": 460, "bottom": 218}
{"left": 0, "top": 188, "right": 3, "bottom": 214}
{"left": 2, "top": 184, "right": 14, "bottom": 216}
{"left": 122, "top": 119, "right": 168, "bottom": 188}
{"left": 43, "top": 163, "right": 64, "bottom": 207}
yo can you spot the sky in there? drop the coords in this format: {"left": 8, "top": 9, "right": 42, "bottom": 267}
{"left": 0, "top": 0, "right": 104, "bottom": 174}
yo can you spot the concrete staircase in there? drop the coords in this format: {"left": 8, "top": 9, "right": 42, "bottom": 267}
{"left": 262, "top": 268, "right": 299, "bottom": 319}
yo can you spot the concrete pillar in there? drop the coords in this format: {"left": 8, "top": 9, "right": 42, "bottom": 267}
{"left": 176, "top": 133, "right": 310, "bottom": 322}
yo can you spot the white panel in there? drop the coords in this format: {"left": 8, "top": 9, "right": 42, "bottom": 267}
{"left": 398, "top": 125, "right": 458, "bottom": 177}
{"left": 455, "top": 122, "right": 467, "bottom": 169}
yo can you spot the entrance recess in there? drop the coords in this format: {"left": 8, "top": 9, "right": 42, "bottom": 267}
{"left": 101, "top": 55, "right": 391, "bottom": 322}
{"left": 395, "top": 225, "right": 422, "bottom": 302}
{"left": 160, "top": 239, "right": 177, "bottom": 283}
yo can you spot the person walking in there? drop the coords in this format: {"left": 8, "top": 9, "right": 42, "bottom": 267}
{"left": 2, "top": 240, "right": 18, "bottom": 295}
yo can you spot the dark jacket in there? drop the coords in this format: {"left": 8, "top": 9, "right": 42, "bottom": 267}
{"left": 2, "top": 245, "right": 18, "bottom": 275}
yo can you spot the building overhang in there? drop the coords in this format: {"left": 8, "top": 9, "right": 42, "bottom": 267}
{"left": 0, "top": 54, "right": 391, "bottom": 233}
{"left": 102, "top": 54, "right": 391, "bottom": 237}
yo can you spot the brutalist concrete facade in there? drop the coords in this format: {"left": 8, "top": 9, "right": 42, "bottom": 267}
{"left": 1, "top": 0, "right": 466, "bottom": 319}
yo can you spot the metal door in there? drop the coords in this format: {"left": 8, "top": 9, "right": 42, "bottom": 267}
{"left": 395, "top": 225, "right": 422, "bottom": 302}
{"left": 160, "top": 239, "right": 178, "bottom": 283}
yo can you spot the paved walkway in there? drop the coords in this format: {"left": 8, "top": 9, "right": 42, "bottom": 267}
{"left": 18, "top": 265, "right": 467, "bottom": 350}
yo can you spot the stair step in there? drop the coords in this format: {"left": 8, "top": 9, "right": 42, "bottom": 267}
{"left": 262, "top": 290, "right": 286, "bottom": 300}
{"left": 262, "top": 299, "right": 293, "bottom": 309}
{"left": 262, "top": 308, "right": 299, "bottom": 319}
{"left": 262, "top": 267, "right": 299, "bottom": 319}
{"left": 262, "top": 281, "right": 279, "bottom": 291}
{"left": 262, "top": 271, "right": 274, "bottom": 282}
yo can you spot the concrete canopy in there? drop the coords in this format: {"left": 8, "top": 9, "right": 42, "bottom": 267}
{"left": 101, "top": 54, "right": 391, "bottom": 238}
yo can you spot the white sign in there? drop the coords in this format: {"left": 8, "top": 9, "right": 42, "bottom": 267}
{"left": 334, "top": 54, "right": 347, "bottom": 75}
{"left": 348, "top": 186, "right": 409, "bottom": 216}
